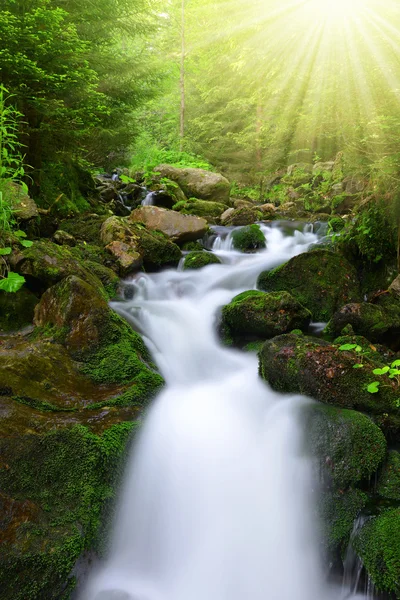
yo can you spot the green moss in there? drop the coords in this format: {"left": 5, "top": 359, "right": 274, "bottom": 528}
{"left": 377, "top": 451, "right": 400, "bottom": 502}
{"left": 354, "top": 509, "right": 400, "bottom": 596}
{"left": 180, "top": 198, "right": 228, "bottom": 218}
{"left": 183, "top": 251, "right": 221, "bottom": 270}
{"left": 138, "top": 228, "right": 182, "bottom": 268}
{"left": 0, "top": 422, "right": 138, "bottom": 600}
{"left": 61, "top": 215, "right": 107, "bottom": 245}
{"left": 243, "top": 340, "right": 265, "bottom": 353}
{"left": 257, "top": 249, "right": 361, "bottom": 321}
{"left": 321, "top": 489, "right": 368, "bottom": 554}
{"left": 181, "top": 240, "right": 203, "bottom": 252}
{"left": 328, "top": 216, "right": 345, "bottom": 233}
{"left": 231, "top": 224, "right": 266, "bottom": 252}
{"left": 81, "top": 261, "right": 119, "bottom": 299}
{"left": 221, "top": 290, "right": 311, "bottom": 341}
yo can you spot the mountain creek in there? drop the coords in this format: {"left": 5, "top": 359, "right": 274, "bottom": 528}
{"left": 1, "top": 163, "right": 400, "bottom": 600}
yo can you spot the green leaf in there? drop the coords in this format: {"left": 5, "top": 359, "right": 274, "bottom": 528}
{"left": 14, "top": 230, "right": 27, "bottom": 238}
{"left": 353, "top": 364, "right": 364, "bottom": 369}
{"left": 355, "top": 345, "right": 363, "bottom": 353}
{"left": 20, "top": 239, "right": 33, "bottom": 248}
{"left": 367, "top": 381, "right": 381, "bottom": 394}
{"left": 391, "top": 360, "right": 400, "bottom": 368}
{"left": 339, "top": 344, "right": 357, "bottom": 351}
{"left": 0, "top": 247, "right": 11, "bottom": 255}
{"left": 373, "top": 366, "right": 390, "bottom": 375}
{"left": 0, "top": 272, "right": 25, "bottom": 292}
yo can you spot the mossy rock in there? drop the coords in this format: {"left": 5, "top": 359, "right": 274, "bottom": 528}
{"left": 303, "top": 403, "right": 386, "bottom": 489}
{"left": 231, "top": 224, "right": 266, "bottom": 252}
{"left": 326, "top": 300, "right": 400, "bottom": 345}
{"left": 181, "top": 240, "right": 203, "bottom": 252}
{"left": 258, "top": 334, "right": 400, "bottom": 437}
{"left": 320, "top": 488, "right": 368, "bottom": 555}
{"left": 221, "top": 290, "right": 311, "bottom": 342}
{"left": 10, "top": 240, "right": 106, "bottom": 296}
{"left": 182, "top": 251, "right": 221, "bottom": 270}
{"left": 0, "top": 288, "right": 38, "bottom": 332}
{"left": 257, "top": 249, "right": 361, "bottom": 321}
{"left": 60, "top": 215, "right": 108, "bottom": 245}
{"left": 353, "top": 509, "right": 400, "bottom": 597}
{"left": 0, "top": 421, "right": 138, "bottom": 600}
{"left": 137, "top": 226, "right": 182, "bottom": 269}
{"left": 82, "top": 261, "right": 119, "bottom": 299}
{"left": 328, "top": 216, "right": 345, "bottom": 233}
{"left": 179, "top": 198, "right": 228, "bottom": 221}
{"left": 223, "top": 207, "right": 262, "bottom": 226}
{"left": 377, "top": 451, "right": 400, "bottom": 502}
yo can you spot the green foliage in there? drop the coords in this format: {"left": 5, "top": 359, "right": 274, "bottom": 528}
{"left": 0, "top": 271, "right": 25, "bottom": 293}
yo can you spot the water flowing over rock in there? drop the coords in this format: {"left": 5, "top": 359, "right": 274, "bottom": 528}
{"left": 154, "top": 164, "right": 231, "bottom": 203}
{"left": 128, "top": 206, "right": 208, "bottom": 244}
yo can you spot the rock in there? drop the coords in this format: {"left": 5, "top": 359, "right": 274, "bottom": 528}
{"left": 377, "top": 451, "right": 400, "bottom": 501}
{"left": 303, "top": 403, "right": 386, "bottom": 554}
{"left": 105, "top": 241, "right": 142, "bottom": 276}
{"left": 328, "top": 216, "right": 345, "bottom": 232}
{"left": 82, "top": 261, "right": 120, "bottom": 298}
{"left": 257, "top": 249, "right": 361, "bottom": 321}
{"left": 183, "top": 251, "right": 221, "bottom": 270}
{"left": 220, "top": 207, "right": 235, "bottom": 224}
{"left": 258, "top": 334, "right": 400, "bottom": 433}
{"left": 128, "top": 206, "right": 208, "bottom": 244}
{"left": 258, "top": 203, "right": 276, "bottom": 216}
{"left": 223, "top": 207, "right": 262, "bottom": 226}
{"left": 8, "top": 182, "right": 39, "bottom": 221}
{"left": 331, "top": 182, "right": 344, "bottom": 195}
{"left": 9, "top": 240, "right": 105, "bottom": 294}
{"left": 61, "top": 215, "right": 108, "bottom": 245}
{"left": 343, "top": 176, "right": 366, "bottom": 195}
{"left": 287, "top": 162, "right": 313, "bottom": 176}
{"left": 325, "top": 301, "right": 400, "bottom": 344}
{"left": 147, "top": 177, "right": 187, "bottom": 208}
{"left": 233, "top": 199, "right": 254, "bottom": 209}
{"left": 231, "top": 224, "right": 266, "bottom": 252}
{"left": 313, "top": 161, "right": 335, "bottom": 173}
{"left": 0, "top": 288, "right": 38, "bottom": 332}
{"left": 177, "top": 198, "right": 228, "bottom": 222}
{"left": 353, "top": 509, "right": 400, "bottom": 597}
{"left": 221, "top": 291, "right": 311, "bottom": 343}
{"left": 285, "top": 163, "right": 313, "bottom": 186}
{"left": 53, "top": 229, "right": 76, "bottom": 247}
{"left": 154, "top": 164, "right": 230, "bottom": 204}
{"left": 101, "top": 216, "right": 181, "bottom": 273}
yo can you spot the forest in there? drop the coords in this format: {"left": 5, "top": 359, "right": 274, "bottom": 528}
{"left": 2, "top": 0, "right": 400, "bottom": 599}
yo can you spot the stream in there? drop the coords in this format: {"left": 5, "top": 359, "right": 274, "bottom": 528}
{"left": 80, "top": 222, "right": 368, "bottom": 600}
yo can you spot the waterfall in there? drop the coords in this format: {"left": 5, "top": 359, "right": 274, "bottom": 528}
{"left": 80, "top": 223, "right": 369, "bottom": 600}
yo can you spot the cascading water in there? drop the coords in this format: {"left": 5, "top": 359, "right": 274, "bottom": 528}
{"left": 80, "top": 223, "right": 368, "bottom": 600}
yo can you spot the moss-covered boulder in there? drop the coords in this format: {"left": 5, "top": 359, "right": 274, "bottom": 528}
{"left": 257, "top": 249, "right": 361, "bottom": 321}
{"left": 221, "top": 291, "right": 311, "bottom": 343}
{"left": 182, "top": 251, "right": 221, "bottom": 270}
{"left": 353, "top": 509, "right": 400, "bottom": 597}
{"left": 154, "top": 164, "right": 231, "bottom": 204}
{"left": 377, "top": 451, "right": 400, "bottom": 501}
{"left": 231, "top": 224, "right": 266, "bottom": 252}
{"left": 325, "top": 300, "right": 400, "bottom": 345}
{"left": 259, "top": 334, "right": 400, "bottom": 435}
{"left": 223, "top": 207, "right": 262, "bottom": 226}
{"left": 177, "top": 198, "right": 228, "bottom": 222}
{"left": 302, "top": 403, "right": 386, "bottom": 556}
{"left": 81, "top": 261, "right": 120, "bottom": 299}
{"left": 9, "top": 240, "right": 104, "bottom": 295}
{"left": 60, "top": 215, "right": 108, "bottom": 245}
{"left": 0, "top": 417, "right": 139, "bottom": 600}
{"left": 0, "top": 288, "right": 38, "bottom": 333}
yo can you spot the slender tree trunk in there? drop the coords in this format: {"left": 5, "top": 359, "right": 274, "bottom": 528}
{"left": 179, "top": 0, "right": 185, "bottom": 152}
{"left": 255, "top": 99, "right": 263, "bottom": 173}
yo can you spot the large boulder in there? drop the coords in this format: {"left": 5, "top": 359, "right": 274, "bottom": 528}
{"left": 182, "top": 251, "right": 221, "bottom": 270}
{"left": 353, "top": 509, "right": 400, "bottom": 598}
{"left": 259, "top": 334, "right": 400, "bottom": 436}
{"left": 221, "top": 291, "right": 311, "bottom": 343}
{"left": 223, "top": 207, "right": 262, "bottom": 226}
{"left": 101, "top": 216, "right": 181, "bottom": 274}
{"left": 257, "top": 249, "right": 361, "bottom": 321}
{"left": 128, "top": 206, "right": 208, "bottom": 244}
{"left": 9, "top": 240, "right": 105, "bottom": 295}
{"left": 231, "top": 224, "right": 266, "bottom": 252}
{"left": 377, "top": 450, "right": 400, "bottom": 501}
{"left": 154, "top": 164, "right": 230, "bottom": 204}
{"left": 7, "top": 182, "right": 39, "bottom": 221}
{"left": 177, "top": 198, "right": 228, "bottom": 222}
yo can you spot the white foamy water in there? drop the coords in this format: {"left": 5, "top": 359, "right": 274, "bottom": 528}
{"left": 80, "top": 223, "right": 366, "bottom": 600}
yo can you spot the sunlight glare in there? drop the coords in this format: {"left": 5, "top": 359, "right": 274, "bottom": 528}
{"left": 309, "top": 0, "right": 364, "bottom": 22}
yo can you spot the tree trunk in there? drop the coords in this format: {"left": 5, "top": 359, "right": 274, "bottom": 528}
{"left": 179, "top": 0, "right": 185, "bottom": 152}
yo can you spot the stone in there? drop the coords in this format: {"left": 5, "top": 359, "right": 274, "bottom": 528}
{"left": 221, "top": 290, "right": 311, "bottom": 343}
{"left": 128, "top": 206, "right": 208, "bottom": 244}
{"left": 220, "top": 207, "right": 235, "bottom": 224}
{"left": 258, "top": 203, "right": 276, "bottom": 215}
{"left": 257, "top": 249, "right": 361, "bottom": 321}
{"left": 105, "top": 240, "right": 142, "bottom": 276}
{"left": 178, "top": 198, "right": 228, "bottom": 222}
{"left": 231, "top": 224, "right": 266, "bottom": 252}
{"left": 223, "top": 207, "right": 262, "bottom": 226}
{"left": 8, "top": 182, "right": 38, "bottom": 221}
{"left": 154, "top": 164, "right": 230, "bottom": 204}
{"left": 182, "top": 251, "right": 221, "bottom": 270}
{"left": 53, "top": 229, "right": 76, "bottom": 247}
{"left": 313, "top": 161, "right": 335, "bottom": 172}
